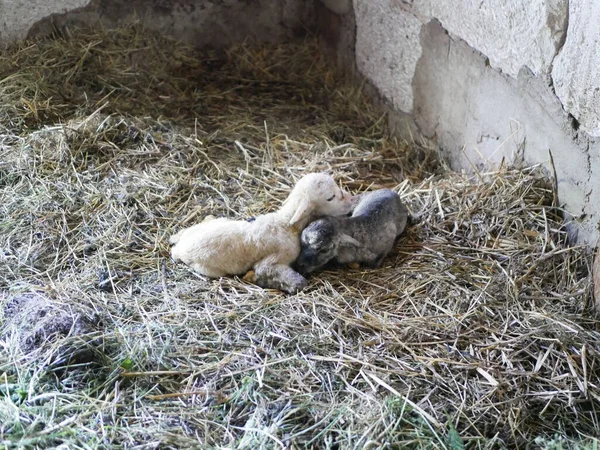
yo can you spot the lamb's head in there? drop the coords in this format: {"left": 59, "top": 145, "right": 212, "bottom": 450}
{"left": 295, "top": 218, "right": 338, "bottom": 274}
{"left": 286, "top": 173, "right": 354, "bottom": 227}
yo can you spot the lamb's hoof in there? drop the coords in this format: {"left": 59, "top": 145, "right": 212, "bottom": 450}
{"left": 347, "top": 262, "right": 360, "bottom": 270}
{"left": 284, "top": 274, "right": 308, "bottom": 294}
{"left": 242, "top": 270, "right": 256, "bottom": 283}
{"left": 285, "top": 283, "right": 306, "bottom": 295}
{"left": 203, "top": 215, "right": 216, "bottom": 222}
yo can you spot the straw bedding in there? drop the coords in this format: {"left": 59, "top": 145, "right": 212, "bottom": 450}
{"left": 0, "top": 25, "right": 599, "bottom": 449}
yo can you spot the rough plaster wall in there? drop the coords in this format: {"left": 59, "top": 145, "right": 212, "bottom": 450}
{"left": 354, "top": 0, "right": 422, "bottom": 113}
{"left": 352, "top": 0, "right": 568, "bottom": 113}
{"left": 0, "top": 0, "right": 92, "bottom": 44}
{"left": 412, "top": 21, "right": 594, "bottom": 239}
{"left": 552, "top": 1, "right": 600, "bottom": 137}
{"left": 413, "top": 0, "right": 568, "bottom": 78}
{"left": 321, "top": 0, "right": 600, "bottom": 244}
{"left": 1, "top": 0, "right": 315, "bottom": 48}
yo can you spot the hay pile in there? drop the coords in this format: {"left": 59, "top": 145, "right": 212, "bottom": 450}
{"left": 1, "top": 25, "right": 598, "bottom": 449}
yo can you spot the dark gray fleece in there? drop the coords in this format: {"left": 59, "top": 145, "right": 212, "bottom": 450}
{"left": 295, "top": 189, "right": 409, "bottom": 274}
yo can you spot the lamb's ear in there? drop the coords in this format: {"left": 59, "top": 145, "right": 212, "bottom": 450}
{"left": 289, "top": 198, "right": 312, "bottom": 227}
{"left": 339, "top": 234, "right": 362, "bottom": 248}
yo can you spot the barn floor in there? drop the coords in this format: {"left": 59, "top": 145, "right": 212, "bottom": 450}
{"left": 1, "top": 25, "right": 599, "bottom": 449}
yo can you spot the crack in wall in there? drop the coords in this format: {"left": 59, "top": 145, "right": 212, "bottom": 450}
{"left": 585, "top": 141, "right": 592, "bottom": 183}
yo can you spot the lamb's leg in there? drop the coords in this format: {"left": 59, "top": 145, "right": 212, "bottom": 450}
{"left": 251, "top": 260, "right": 308, "bottom": 294}
{"left": 338, "top": 246, "right": 379, "bottom": 269}
{"left": 347, "top": 254, "right": 384, "bottom": 270}
{"left": 190, "top": 263, "right": 227, "bottom": 278}
{"left": 365, "top": 253, "right": 387, "bottom": 268}
{"left": 362, "top": 247, "right": 395, "bottom": 269}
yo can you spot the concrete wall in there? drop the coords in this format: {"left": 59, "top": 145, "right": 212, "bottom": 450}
{"left": 318, "top": 0, "right": 600, "bottom": 245}
{"left": 0, "top": 0, "right": 315, "bottom": 48}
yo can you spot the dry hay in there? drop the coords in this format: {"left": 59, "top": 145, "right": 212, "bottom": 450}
{"left": 0, "top": 25, "right": 599, "bottom": 450}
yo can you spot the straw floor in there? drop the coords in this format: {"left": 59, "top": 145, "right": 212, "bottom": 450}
{"left": 1, "top": 25, "right": 599, "bottom": 449}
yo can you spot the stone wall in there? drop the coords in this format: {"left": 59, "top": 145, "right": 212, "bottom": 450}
{"left": 0, "top": 0, "right": 314, "bottom": 48}
{"left": 319, "top": 0, "right": 600, "bottom": 245}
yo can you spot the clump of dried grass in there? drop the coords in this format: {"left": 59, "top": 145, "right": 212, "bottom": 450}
{"left": 0, "top": 24, "right": 598, "bottom": 449}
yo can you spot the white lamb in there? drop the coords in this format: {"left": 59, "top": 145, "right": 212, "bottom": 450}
{"left": 169, "top": 173, "right": 355, "bottom": 293}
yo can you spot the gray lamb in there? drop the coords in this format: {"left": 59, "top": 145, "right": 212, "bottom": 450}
{"left": 294, "top": 188, "right": 410, "bottom": 274}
